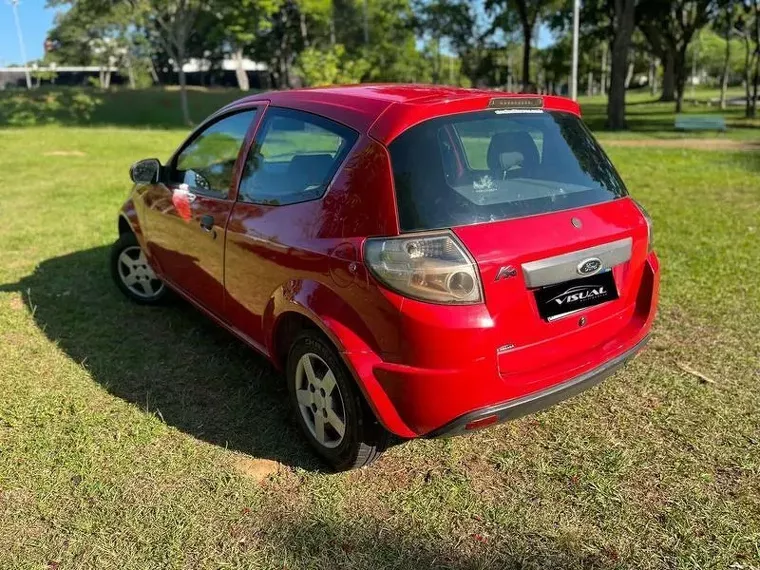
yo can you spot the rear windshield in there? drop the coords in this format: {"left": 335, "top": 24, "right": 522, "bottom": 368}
{"left": 389, "top": 110, "right": 628, "bottom": 232}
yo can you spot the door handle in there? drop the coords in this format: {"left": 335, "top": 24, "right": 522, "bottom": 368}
{"left": 199, "top": 214, "right": 215, "bottom": 233}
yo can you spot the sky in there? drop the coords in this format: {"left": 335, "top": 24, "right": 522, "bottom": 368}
{"left": 0, "top": 1, "right": 57, "bottom": 66}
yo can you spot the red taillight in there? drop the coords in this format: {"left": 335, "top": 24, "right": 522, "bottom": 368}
{"left": 465, "top": 415, "right": 499, "bottom": 431}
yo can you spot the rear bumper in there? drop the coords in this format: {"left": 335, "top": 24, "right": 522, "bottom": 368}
{"left": 426, "top": 335, "right": 649, "bottom": 438}
{"left": 338, "top": 253, "right": 659, "bottom": 438}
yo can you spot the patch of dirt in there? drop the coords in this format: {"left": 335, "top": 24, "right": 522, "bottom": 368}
{"left": 8, "top": 296, "right": 24, "bottom": 311}
{"left": 43, "top": 150, "right": 87, "bottom": 157}
{"left": 230, "top": 456, "right": 280, "bottom": 483}
{"left": 603, "top": 139, "right": 760, "bottom": 151}
{"left": 0, "top": 332, "right": 27, "bottom": 347}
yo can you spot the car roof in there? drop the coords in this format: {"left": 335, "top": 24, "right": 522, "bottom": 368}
{"left": 224, "top": 84, "right": 581, "bottom": 144}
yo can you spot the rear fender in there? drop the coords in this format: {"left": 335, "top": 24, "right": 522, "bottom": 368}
{"left": 265, "top": 279, "right": 415, "bottom": 438}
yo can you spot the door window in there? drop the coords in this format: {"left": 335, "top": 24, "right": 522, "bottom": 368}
{"left": 238, "top": 108, "right": 357, "bottom": 206}
{"left": 173, "top": 110, "right": 255, "bottom": 198}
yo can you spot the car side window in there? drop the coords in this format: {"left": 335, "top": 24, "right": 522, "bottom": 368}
{"left": 173, "top": 110, "right": 256, "bottom": 198}
{"left": 238, "top": 108, "right": 358, "bottom": 206}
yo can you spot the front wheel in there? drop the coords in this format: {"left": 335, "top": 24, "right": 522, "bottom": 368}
{"left": 287, "top": 331, "right": 388, "bottom": 471}
{"left": 110, "top": 232, "right": 167, "bottom": 305}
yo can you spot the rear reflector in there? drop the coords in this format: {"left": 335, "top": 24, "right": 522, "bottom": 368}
{"left": 465, "top": 415, "right": 499, "bottom": 431}
{"left": 488, "top": 97, "right": 543, "bottom": 110}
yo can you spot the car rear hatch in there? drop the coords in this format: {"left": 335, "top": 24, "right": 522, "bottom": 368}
{"left": 453, "top": 199, "right": 650, "bottom": 383}
{"left": 387, "top": 104, "right": 651, "bottom": 383}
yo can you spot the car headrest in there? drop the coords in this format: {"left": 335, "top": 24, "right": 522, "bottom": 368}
{"left": 287, "top": 154, "right": 335, "bottom": 187}
{"left": 486, "top": 131, "right": 540, "bottom": 175}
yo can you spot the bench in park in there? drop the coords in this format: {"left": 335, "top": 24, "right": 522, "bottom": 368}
{"left": 674, "top": 114, "right": 727, "bottom": 132}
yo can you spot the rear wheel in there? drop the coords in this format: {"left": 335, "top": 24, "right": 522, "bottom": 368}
{"left": 287, "top": 331, "right": 388, "bottom": 471}
{"left": 110, "top": 232, "right": 167, "bottom": 305}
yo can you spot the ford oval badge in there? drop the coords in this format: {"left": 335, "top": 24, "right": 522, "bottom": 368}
{"left": 577, "top": 257, "right": 603, "bottom": 276}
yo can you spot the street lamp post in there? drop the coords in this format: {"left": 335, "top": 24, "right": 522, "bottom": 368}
{"left": 570, "top": 0, "right": 580, "bottom": 100}
{"left": 9, "top": 0, "right": 32, "bottom": 90}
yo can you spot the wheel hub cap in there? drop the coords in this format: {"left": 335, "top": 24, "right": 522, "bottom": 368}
{"left": 118, "top": 245, "right": 164, "bottom": 299}
{"left": 294, "top": 352, "right": 346, "bottom": 449}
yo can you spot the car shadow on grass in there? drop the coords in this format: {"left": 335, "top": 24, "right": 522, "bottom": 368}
{"left": 0, "top": 245, "right": 330, "bottom": 472}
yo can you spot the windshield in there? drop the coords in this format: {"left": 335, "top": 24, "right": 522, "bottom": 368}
{"left": 388, "top": 110, "right": 628, "bottom": 232}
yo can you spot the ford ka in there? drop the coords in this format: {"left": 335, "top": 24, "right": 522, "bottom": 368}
{"left": 112, "top": 85, "right": 659, "bottom": 470}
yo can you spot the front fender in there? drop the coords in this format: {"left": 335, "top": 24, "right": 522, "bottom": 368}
{"left": 265, "top": 279, "right": 415, "bottom": 438}
{"left": 119, "top": 196, "right": 161, "bottom": 273}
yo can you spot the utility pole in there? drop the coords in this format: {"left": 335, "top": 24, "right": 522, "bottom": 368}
{"left": 570, "top": 0, "right": 580, "bottom": 100}
{"left": 9, "top": 0, "right": 32, "bottom": 89}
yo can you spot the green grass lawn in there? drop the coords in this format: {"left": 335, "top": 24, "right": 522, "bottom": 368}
{"left": 0, "top": 91, "right": 759, "bottom": 568}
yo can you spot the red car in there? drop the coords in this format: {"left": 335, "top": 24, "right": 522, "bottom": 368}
{"left": 112, "top": 85, "right": 659, "bottom": 470}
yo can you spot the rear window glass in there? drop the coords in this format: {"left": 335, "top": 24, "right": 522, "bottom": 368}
{"left": 389, "top": 110, "right": 628, "bottom": 232}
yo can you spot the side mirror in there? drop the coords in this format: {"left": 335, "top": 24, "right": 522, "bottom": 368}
{"left": 130, "top": 158, "right": 162, "bottom": 184}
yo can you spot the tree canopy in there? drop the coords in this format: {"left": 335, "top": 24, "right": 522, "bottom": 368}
{"left": 43, "top": 0, "right": 760, "bottom": 125}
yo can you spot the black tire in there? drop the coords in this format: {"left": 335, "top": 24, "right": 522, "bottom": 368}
{"left": 110, "top": 232, "right": 168, "bottom": 305}
{"left": 287, "top": 331, "right": 389, "bottom": 471}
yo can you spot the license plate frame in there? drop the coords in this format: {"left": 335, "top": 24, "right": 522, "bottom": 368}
{"left": 534, "top": 271, "right": 619, "bottom": 321}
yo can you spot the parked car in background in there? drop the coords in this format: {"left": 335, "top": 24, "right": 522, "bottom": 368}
{"left": 112, "top": 85, "right": 659, "bottom": 470}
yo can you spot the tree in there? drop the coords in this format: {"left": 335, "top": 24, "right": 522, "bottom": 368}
{"left": 47, "top": 0, "right": 138, "bottom": 89}
{"left": 638, "top": 0, "right": 723, "bottom": 112}
{"left": 145, "top": 0, "right": 206, "bottom": 124}
{"left": 736, "top": 0, "right": 759, "bottom": 117}
{"left": 607, "top": 0, "right": 638, "bottom": 129}
{"left": 487, "top": 0, "right": 556, "bottom": 87}
{"left": 413, "top": 0, "right": 478, "bottom": 83}
{"left": 547, "top": 0, "right": 637, "bottom": 126}
{"left": 360, "top": 0, "right": 426, "bottom": 83}
{"left": 295, "top": 43, "right": 370, "bottom": 85}
{"left": 717, "top": 1, "right": 737, "bottom": 109}
{"left": 215, "top": 0, "right": 278, "bottom": 91}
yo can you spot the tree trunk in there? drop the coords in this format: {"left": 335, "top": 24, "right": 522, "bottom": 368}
{"left": 607, "top": 0, "right": 637, "bottom": 130}
{"left": 521, "top": 23, "right": 533, "bottom": 87}
{"left": 719, "top": 45, "right": 730, "bottom": 110}
{"left": 587, "top": 71, "right": 593, "bottom": 96}
{"left": 601, "top": 44, "right": 607, "bottom": 96}
{"left": 720, "top": 11, "right": 733, "bottom": 110}
{"left": 674, "top": 47, "right": 689, "bottom": 113}
{"left": 661, "top": 50, "right": 676, "bottom": 101}
{"left": 752, "top": 2, "right": 760, "bottom": 118}
{"left": 148, "top": 58, "right": 160, "bottom": 85}
{"left": 127, "top": 55, "right": 136, "bottom": 89}
{"left": 625, "top": 60, "right": 635, "bottom": 88}
{"left": 176, "top": 46, "right": 192, "bottom": 126}
{"left": 299, "top": 10, "right": 309, "bottom": 47}
{"left": 234, "top": 48, "right": 250, "bottom": 91}
{"left": 752, "top": 52, "right": 759, "bottom": 119}
{"left": 743, "top": 35, "right": 752, "bottom": 118}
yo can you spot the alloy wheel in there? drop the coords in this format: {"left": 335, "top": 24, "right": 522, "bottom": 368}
{"left": 294, "top": 352, "right": 347, "bottom": 449}
{"left": 117, "top": 245, "right": 164, "bottom": 299}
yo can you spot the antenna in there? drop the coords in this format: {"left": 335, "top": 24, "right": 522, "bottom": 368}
{"left": 8, "top": 0, "right": 32, "bottom": 89}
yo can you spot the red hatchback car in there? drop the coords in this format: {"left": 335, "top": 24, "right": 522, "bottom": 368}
{"left": 112, "top": 85, "right": 659, "bottom": 470}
